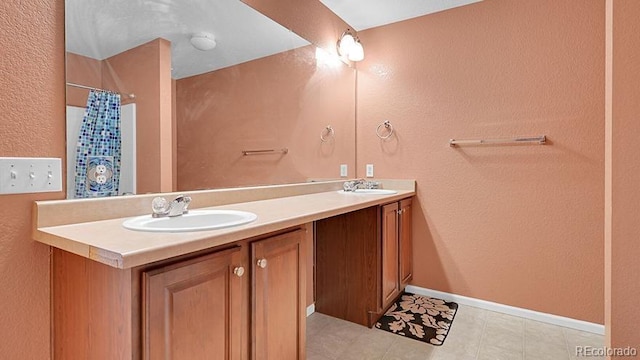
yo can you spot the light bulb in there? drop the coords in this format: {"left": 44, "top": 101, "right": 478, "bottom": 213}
{"left": 348, "top": 41, "right": 364, "bottom": 62}
{"left": 338, "top": 33, "right": 355, "bottom": 57}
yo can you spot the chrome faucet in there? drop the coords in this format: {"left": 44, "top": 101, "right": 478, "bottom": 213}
{"left": 343, "top": 178, "right": 365, "bottom": 192}
{"left": 151, "top": 195, "right": 192, "bottom": 218}
{"left": 343, "top": 179, "right": 381, "bottom": 191}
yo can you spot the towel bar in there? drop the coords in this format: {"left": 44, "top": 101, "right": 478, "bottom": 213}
{"left": 449, "top": 135, "right": 546, "bottom": 147}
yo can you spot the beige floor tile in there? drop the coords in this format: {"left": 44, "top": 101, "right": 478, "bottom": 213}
{"left": 485, "top": 311, "right": 525, "bottom": 332}
{"left": 429, "top": 349, "right": 477, "bottom": 360}
{"left": 306, "top": 349, "right": 333, "bottom": 360}
{"left": 524, "top": 339, "right": 570, "bottom": 360}
{"left": 381, "top": 335, "right": 437, "bottom": 360}
{"left": 563, "top": 328, "right": 604, "bottom": 348}
{"left": 570, "top": 355, "right": 605, "bottom": 360}
{"left": 307, "top": 312, "right": 334, "bottom": 337}
{"left": 448, "top": 314, "right": 485, "bottom": 337}
{"left": 430, "top": 340, "right": 480, "bottom": 360}
{"left": 482, "top": 322, "right": 524, "bottom": 352}
{"left": 306, "top": 315, "right": 370, "bottom": 359}
{"left": 477, "top": 343, "right": 523, "bottom": 360}
{"left": 563, "top": 327, "right": 605, "bottom": 359}
{"left": 338, "top": 329, "right": 397, "bottom": 360}
{"left": 524, "top": 319, "right": 566, "bottom": 347}
{"left": 444, "top": 322, "right": 484, "bottom": 345}
{"left": 306, "top": 331, "right": 353, "bottom": 359}
{"left": 308, "top": 305, "right": 590, "bottom": 360}
{"left": 570, "top": 347, "right": 605, "bottom": 360}
{"left": 430, "top": 323, "right": 483, "bottom": 360}
{"left": 441, "top": 306, "right": 485, "bottom": 348}
{"left": 453, "top": 305, "right": 489, "bottom": 324}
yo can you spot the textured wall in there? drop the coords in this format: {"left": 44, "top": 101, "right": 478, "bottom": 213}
{"left": 606, "top": 0, "right": 640, "bottom": 349}
{"left": 103, "top": 38, "right": 174, "bottom": 193}
{"left": 176, "top": 45, "right": 355, "bottom": 190}
{"left": 0, "top": 0, "right": 65, "bottom": 358}
{"left": 357, "top": 0, "right": 605, "bottom": 323}
{"left": 65, "top": 53, "right": 102, "bottom": 107}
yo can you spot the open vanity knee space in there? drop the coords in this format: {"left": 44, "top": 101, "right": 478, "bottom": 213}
{"left": 315, "top": 198, "right": 413, "bottom": 327}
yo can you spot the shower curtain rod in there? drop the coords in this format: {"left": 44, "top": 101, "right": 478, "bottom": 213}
{"left": 66, "top": 82, "right": 136, "bottom": 99}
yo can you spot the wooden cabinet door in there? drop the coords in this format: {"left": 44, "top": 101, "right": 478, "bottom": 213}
{"left": 252, "top": 230, "right": 305, "bottom": 360}
{"left": 399, "top": 198, "right": 413, "bottom": 286}
{"left": 143, "top": 246, "right": 244, "bottom": 360}
{"left": 381, "top": 202, "right": 400, "bottom": 309}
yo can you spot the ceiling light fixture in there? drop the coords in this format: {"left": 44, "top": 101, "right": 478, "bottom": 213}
{"left": 190, "top": 32, "right": 217, "bottom": 51}
{"left": 337, "top": 29, "right": 364, "bottom": 62}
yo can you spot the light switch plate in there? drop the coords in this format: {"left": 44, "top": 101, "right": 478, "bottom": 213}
{"left": 340, "top": 164, "right": 348, "bottom": 177}
{"left": 366, "top": 164, "right": 374, "bottom": 178}
{"left": 0, "top": 157, "right": 62, "bottom": 195}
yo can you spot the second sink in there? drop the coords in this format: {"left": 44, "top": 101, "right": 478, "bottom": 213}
{"left": 123, "top": 209, "right": 258, "bottom": 233}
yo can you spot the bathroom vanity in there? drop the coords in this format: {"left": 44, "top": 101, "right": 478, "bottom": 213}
{"left": 51, "top": 226, "right": 305, "bottom": 359}
{"left": 33, "top": 180, "right": 415, "bottom": 359}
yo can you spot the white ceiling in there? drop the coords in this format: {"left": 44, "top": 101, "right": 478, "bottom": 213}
{"left": 65, "top": 0, "right": 309, "bottom": 79}
{"left": 320, "top": 0, "right": 483, "bottom": 31}
{"left": 66, "top": 0, "right": 483, "bottom": 80}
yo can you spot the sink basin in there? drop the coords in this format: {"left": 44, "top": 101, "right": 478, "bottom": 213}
{"left": 337, "top": 189, "right": 398, "bottom": 195}
{"left": 122, "top": 209, "right": 258, "bottom": 233}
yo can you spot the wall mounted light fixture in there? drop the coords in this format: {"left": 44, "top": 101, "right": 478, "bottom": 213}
{"left": 337, "top": 29, "right": 364, "bottom": 62}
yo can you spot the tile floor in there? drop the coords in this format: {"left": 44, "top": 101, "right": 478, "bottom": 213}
{"left": 306, "top": 304, "right": 605, "bottom": 360}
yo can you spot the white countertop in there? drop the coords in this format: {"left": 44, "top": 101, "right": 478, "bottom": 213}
{"left": 34, "top": 182, "right": 414, "bottom": 269}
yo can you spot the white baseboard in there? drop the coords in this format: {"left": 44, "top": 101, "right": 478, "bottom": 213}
{"left": 405, "top": 285, "right": 604, "bottom": 335}
{"left": 306, "top": 304, "right": 315, "bottom": 317}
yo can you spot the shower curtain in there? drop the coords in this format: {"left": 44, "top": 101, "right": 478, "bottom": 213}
{"left": 74, "top": 90, "right": 122, "bottom": 198}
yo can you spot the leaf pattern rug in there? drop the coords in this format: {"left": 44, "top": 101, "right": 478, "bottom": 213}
{"left": 375, "top": 292, "right": 458, "bottom": 346}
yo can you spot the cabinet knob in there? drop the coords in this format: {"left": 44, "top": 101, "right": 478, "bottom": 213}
{"left": 257, "top": 258, "right": 267, "bottom": 269}
{"left": 233, "top": 266, "right": 245, "bottom": 277}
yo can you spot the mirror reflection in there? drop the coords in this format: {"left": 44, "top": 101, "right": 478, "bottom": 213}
{"left": 65, "top": 0, "right": 356, "bottom": 198}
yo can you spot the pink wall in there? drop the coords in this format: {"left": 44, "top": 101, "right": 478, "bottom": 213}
{"left": 65, "top": 53, "right": 102, "bottom": 106}
{"left": 606, "top": 0, "right": 640, "bottom": 351}
{"left": 176, "top": 45, "right": 356, "bottom": 190}
{"left": 103, "top": 38, "right": 174, "bottom": 193}
{"left": 0, "top": 0, "right": 65, "bottom": 358}
{"left": 357, "top": 0, "right": 605, "bottom": 323}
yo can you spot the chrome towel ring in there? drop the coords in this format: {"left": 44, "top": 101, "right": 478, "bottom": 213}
{"left": 376, "top": 120, "right": 394, "bottom": 139}
{"left": 320, "top": 125, "right": 335, "bottom": 142}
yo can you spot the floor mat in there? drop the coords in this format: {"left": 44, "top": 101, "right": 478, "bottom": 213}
{"left": 375, "top": 292, "right": 458, "bottom": 346}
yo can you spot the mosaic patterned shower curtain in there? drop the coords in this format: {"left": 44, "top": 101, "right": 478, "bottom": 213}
{"left": 74, "top": 90, "right": 122, "bottom": 198}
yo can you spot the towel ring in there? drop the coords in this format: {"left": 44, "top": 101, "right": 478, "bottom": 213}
{"left": 320, "top": 125, "right": 335, "bottom": 142}
{"left": 376, "top": 120, "right": 394, "bottom": 139}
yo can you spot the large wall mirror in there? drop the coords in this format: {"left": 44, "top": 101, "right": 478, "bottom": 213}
{"left": 65, "top": 0, "right": 356, "bottom": 198}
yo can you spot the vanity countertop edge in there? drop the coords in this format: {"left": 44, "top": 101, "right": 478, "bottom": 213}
{"left": 33, "top": 179, "right": 415, "bottom": 269}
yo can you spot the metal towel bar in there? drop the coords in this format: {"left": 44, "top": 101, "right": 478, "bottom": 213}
{"left": 242, "top": 148, "right": 289, "bottom": 156}
{"left": 449, "top": 135, "right": 546, "bottom": 147}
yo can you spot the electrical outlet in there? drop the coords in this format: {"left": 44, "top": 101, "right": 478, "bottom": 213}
{"left": 340, "top": 164, "right": 348, "bottom": 177}
{"left": 0, "top": 157, "right": 62, "bottom": 195}
{"left": 366, "top": 164, "right": 374, "bottom": 178}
